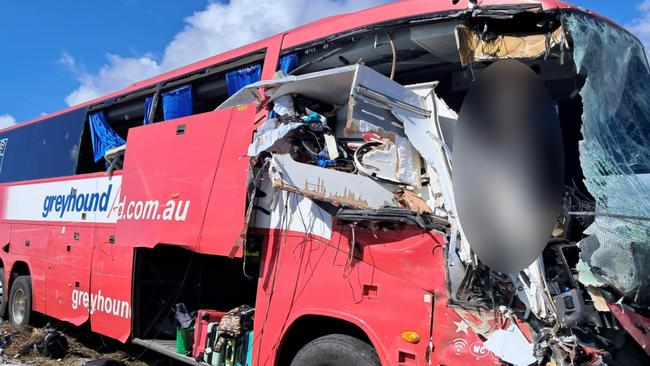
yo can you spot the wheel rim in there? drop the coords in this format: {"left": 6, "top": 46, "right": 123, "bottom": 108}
{"left": 12, "top": 288, "right": 26, "bottom": 324}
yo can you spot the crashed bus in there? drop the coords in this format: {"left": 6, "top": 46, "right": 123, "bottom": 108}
{"left": 0, "top": 0, "right": 648, "bottom": 365}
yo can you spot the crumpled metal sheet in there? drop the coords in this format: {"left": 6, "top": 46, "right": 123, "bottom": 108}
{"left": 564, "top": 12, "right": 650, "bottom": 302}
{"left": 269, "top": 154, "right": 397, "bottom": 210}
{"left": 484, "top": 323, "right": 536, "bottom": 366}
{"left": 247, "top": 121, "right": 303, "bottom": 157}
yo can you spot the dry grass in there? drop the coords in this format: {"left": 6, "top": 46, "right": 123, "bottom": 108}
{"left": 0, "top": 322, "right": 155, "bottom": 366}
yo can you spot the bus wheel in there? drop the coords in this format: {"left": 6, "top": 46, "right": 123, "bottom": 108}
{"left": 290, "top": 334, "right": 380, "bottom": 366}
{"left": 9, "top": 276, "right": 32, "bottom": 326}
{"left": 0, "top": 271, "right": 7, "bottom": 319}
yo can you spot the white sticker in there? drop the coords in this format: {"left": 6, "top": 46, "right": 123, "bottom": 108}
{"left": 324, "top": 134, "right": 339, "bottom": 160}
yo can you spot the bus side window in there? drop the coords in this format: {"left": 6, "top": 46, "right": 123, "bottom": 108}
{"left": 76, "top": 97, "right": 147, "bottom": 175}
{"left": 0, "top": 108, "right": 86, "bottom": 183}
{"left": 157, "top": 60, "right": 265, "bottom": 120}
{"left": 75, "top": 49, "right": 268, "bottom": 174}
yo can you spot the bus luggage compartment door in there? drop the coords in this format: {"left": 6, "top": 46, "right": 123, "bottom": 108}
{"left": 45, "top": 225, "right": 93, "bottom": 325}
{"left": 115, "top": 108, "right": 251, "bottom": 250}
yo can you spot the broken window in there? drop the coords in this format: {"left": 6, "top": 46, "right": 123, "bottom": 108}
{"left": 197, "top": 8, "right": 650, "bottom": 364}
{"left": 564, "top": 12, "right": 650, "bottom": 305}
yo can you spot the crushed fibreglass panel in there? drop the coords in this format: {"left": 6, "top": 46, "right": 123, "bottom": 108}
{"left": 456, "top": 25, "right": 567, "bottom": 66}
{"left": 269, "top": 154, "right": 397, "bottom": 210}
{"left": 564, "top": 13, "right": 650, "bottom": 301}
{"left": 252, "top": 177, "right": 333, "bottom": 240}
{"left": 484, "top": 323, "right": 536, "bottom": 366}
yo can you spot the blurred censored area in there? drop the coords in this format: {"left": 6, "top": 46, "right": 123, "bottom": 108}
{"left": 453, "top": 59, "right": 564, "bottom": 273}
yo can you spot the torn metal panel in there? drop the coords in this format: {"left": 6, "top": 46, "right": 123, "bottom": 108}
{"left": 394, "top": 187, "right": 431, "bottom": 215}
{"left": 513, "top": 259, "right": 555, "bottom": 320}
{"left": 401, "top": 84, "right": 455, "bottom": 212}
{"left": 272, "top": 94, "right": 298, "bottom": 117}
{"left": 395, "top": 136, "right": 421, "bottom": 188}
{"left": 451, "top": 307, "right": 500, "bottom": 338}
{"left": 565, "top": 13, "right": 650, "bottom": 304}
{"left": 355, "top": 141, "right": 401, "bottom": 182}
{"left": 406, "top": 83, "right": 474, "bottom": 295}
{"left": 354, "top": 138, "right": 421, "bottom": 187}
{"left": 252, "top": 176, "right": 333, "bottom": 240}
{"left": 247, "top": 121, "right": 303, "bottom": 157}
{"left": 352, "top": 63, "right": 426, "bottom": 113}
{"left": 484, "top": 323, "right": 537, "bottom": 366}
{"left": 456, "top": 25, "right": 567, "bottom": 66}
{"left": 218, "top": 65, "right": 359, "bottom": 111}
{"left": 269, "top": 154, "right": 397, "bottom": 210}
{"left": 392, "top": 108, "right": 451, "bottom": 173}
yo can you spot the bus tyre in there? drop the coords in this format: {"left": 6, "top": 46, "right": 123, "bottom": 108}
{"left": 9, "top": 276, "right": 32, "bottom": 326}
{"left": 290, "top": 334, "right": 380, "bottom": 366}
{"left": 0, "top": 271, "right": 7, "bottom": 319}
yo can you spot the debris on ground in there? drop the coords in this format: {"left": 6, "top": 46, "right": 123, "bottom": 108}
{"left": 0, "top": 322, "right": 151, "bottom": 366}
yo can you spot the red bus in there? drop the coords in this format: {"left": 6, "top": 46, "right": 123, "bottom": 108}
{"left": 1, "top": 1, "right": 649, "bottom": 365}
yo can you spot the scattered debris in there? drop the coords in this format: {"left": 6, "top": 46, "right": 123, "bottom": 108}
{"left": 0, "top": 322, "right": 150, "bottom": 366}
{"left": 220, "top": 63, "right": 452, "bottom": 233}
{"left": 394, "top": 187, "right": 431, "bottom": 215}
{"left": 484, "top": 323, "right": 536, "bottom": 366}
{"left": 34, "top": 326, "right": 69, "bottom": 360}
{"left": 215, "top": 13, "right": 650, "bottom": 362}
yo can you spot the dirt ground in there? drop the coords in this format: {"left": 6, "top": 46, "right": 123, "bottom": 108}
{"left": 0, "top": 321, "right": 179, "bottom": 366}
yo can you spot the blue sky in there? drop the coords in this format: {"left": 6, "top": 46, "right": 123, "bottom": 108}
{"left": 0, "top": 0, "right": 645, "bottom": 126}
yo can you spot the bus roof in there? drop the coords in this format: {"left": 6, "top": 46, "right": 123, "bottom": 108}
{"left": 9, "top": 0, "right": 575, "bottom": 131}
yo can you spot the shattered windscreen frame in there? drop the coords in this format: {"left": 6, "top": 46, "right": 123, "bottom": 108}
{"left": 563, "top": 11, "right": 650, "bottom": 302}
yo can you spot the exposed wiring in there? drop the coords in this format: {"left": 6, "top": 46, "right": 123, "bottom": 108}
{"left": 347, "top": 223, "right": 357, "bottom": 269}
{"left": 300, "top": 131, "right": 323, "bottom": 156}
{"left": 256, "top": 193, "right": 290, "bottom": 365}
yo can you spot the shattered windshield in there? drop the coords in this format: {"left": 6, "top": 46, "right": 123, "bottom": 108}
{"left": 563, "top": 12, "right": 650, "bottom": 303}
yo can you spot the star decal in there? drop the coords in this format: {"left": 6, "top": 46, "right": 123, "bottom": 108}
{"left": 453, "top": 320, "right": 470, "bottom": 334}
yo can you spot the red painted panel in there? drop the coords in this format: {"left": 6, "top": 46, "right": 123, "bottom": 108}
{"left": 90, "top": 227, "right": 133, "bottom": 342}
{"left": 9, "top": 224, "right": 48, "bottom": 257}
{"left": 45, "top": 226, "right": 93, "bottom": 325}
{"left": 331, "top": 224, "right": 446, "bottom": 293}
{"left": 8, "top": 224, "right": 50, "bottom": 314}
{"left": 4, "top": 254, "right": 46, "bottom": 314}
{"left": 116, "top": 111, "right": 233, "bottom": 249}
{"left": 198, "top": 105, "right": 257, "bottom": 256}
{"left": 251, "top": 232, "right": 433, "bottom": 366}
{"left": 0, "top": 223, "right": 10, "bottom": 251}
{"left": 281, "top": 0, "right": 561, "bottom": 49}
